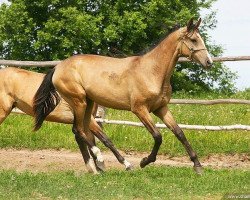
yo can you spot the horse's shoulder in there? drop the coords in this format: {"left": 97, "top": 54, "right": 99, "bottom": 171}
{"left": 0, "top": 67, "right": 18, "bottom": 80}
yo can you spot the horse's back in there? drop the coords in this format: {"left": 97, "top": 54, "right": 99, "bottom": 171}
{"left": 0, "top": 67, "right": 44, "bottom": 97}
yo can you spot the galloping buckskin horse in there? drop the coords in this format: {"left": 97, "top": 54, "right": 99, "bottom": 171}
{"left": 33, "top": 18, "right": 213, "bottom": 174}
{"left": 0, "top": 67, "right": 131, "bottom": 173}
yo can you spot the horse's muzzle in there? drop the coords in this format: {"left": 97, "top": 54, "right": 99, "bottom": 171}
{"left": 206, "top": 59, "right": 213, "bottom": 68}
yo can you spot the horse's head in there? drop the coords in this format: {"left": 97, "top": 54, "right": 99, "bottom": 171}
{"left": 178, "top": 18, "right": 213, "bottom": 69}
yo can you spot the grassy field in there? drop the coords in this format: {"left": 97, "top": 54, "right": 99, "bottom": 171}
{"left": 0, "top": 91, "right": 249, "bottom": 199}
{"left": 0, "top": 91, "right": 249, "bottom": 156}
{"left": 0, "top": 167, "right": 249, "bottom": 200}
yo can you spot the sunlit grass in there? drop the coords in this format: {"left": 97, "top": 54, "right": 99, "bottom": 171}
{"left": 0, "top": 114, "right": 76, "bottom": 150}
{"left": 0, "top": 167, "right": 249, "bottom": 200}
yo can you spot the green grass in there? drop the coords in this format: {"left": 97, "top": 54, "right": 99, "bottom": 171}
{"left": 0, "top": 91, "right": 249, "bottom": 199}
{"left": 0, "top": 91, "right": 249, "bottom": 156}
{"left": 0, "top": 167, "right": 249, "bottom": 200}
{"left": 0, "top": 114, "right": 76, "bottom": 150}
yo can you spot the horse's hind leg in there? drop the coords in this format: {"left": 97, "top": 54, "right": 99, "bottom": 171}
{"left": 84, "top": 98, "right": 105, "bottom": 172}
{"left": 87, "top": 100, "right": 132, "bottom": 171}
{"left": 154, "top": 106, "right": 203, "bottom": 175}
{"left": 72, "top": 100, "right": 102, "bottom": 174}
{"left": 72, "top": 127, "right": 97, "bottom": 173}
{"left": 89, "top": 115, "right": 133, "bottom": 170}
{"left": 0, "top": 97, "right": 14, "bottom": 125}
{"left": 55, "top": 83, "right": 102, "bottom": 174}
{"left": 71, "top": 99, "right": 100, "bottom": 172}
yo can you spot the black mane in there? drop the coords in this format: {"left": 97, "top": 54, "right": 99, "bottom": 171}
{"left": 140, "top": 23, "right": 181, "bottom": 55}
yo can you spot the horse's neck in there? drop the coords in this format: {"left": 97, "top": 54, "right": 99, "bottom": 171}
{"left": 143, "top": 31, "right": 180, "bottom": 86}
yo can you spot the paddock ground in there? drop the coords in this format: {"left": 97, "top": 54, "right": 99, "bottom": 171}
{"left": 0, "top": 149, "right": 249, "bottom": 173}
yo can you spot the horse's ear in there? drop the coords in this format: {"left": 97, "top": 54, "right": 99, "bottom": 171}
{"left": 194, "top": 18, "right": 202, "bottom": 30}
{"left": 187, "top": 18, "right": 194, "bottom": 32}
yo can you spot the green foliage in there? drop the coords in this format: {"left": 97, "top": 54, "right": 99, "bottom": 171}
{"left": 0, "top": 168, "right": 249, "bottom": 199}
{"left": 0, "top": 0, "right": 236, "bottom": 92}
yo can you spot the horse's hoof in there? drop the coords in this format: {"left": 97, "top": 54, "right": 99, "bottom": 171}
{"left": 93, "top": 171, "right": 100, "bottom": 175}
{"left": 140, "top": 157, "right": 148, "bottom": 168}
{"left": 96, "top": 160, "right": 106, "bottom": 172}
{"left": 86, "top": 168, "right": 100, "bottom": 175}
{"left": 123, "top": 160, "right": 133, "bottom": 171}
{"left": 194, "top": 166, "right": 203, "bottom": 175}
{"left": 126, "top": 164, "right": 133, "bottom": 171}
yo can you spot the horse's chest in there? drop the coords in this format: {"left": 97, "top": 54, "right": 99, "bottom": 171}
{"left": 161, "top": 83, "right": 171, "bottom": 97}
{"left": 152, "top": 84, "right": 171, "bottom": 99}
{"left": 145, "top": 84, "right": 172, "bottom": 109}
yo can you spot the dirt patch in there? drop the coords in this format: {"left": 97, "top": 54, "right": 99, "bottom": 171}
{"left": 0, "top": 149, "right": 249, "bottom": 173}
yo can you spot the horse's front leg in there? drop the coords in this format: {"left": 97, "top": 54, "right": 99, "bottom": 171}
{"left": 132, "top": 106, "right": 162, "bottom": 168}
{"left": 154, "top": 106, "right": 203, "bottom": 174}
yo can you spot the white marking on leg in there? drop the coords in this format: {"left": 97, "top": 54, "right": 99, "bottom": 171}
{"left": 86, "top": 157, "right": 99, "bottom": 174}
{"left": 91, "top": 146, "right": 104, "bottom": 162}
{"left": 123, "top": 160, "right": 132, "bottom": 170}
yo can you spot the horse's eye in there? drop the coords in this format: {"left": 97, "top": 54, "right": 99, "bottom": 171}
{"left": 191, "top": 39, "right": 197, "bottom": 43}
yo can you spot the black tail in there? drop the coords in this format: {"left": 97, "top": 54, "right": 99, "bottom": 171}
{"left": 33, "top": 68, "right": 60, "bottom": 131}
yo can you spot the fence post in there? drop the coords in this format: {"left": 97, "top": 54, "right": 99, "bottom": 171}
{"left": 95, "top": 105, "right": 106, "bottom": 128}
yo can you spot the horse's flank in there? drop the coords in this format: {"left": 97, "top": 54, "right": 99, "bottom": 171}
{"left": 0, "top": 67, "right": 73, "bottom": 124}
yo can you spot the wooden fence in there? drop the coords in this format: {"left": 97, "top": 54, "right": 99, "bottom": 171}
{"left": 1, "top": 55, "right": 250, "bottom": 131}
{"left": 1, "top": 56, "right": 250, "bottom": 67}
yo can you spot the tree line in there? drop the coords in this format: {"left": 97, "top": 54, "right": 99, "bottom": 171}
{"left": 0, "top": 0, "right": 237, "bottom": 93}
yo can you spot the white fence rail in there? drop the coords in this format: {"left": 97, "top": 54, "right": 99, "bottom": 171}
{"left": 169, "top": 99, "right": 250, "bottom": 105}
{"left": 95, "top": 118, "right": 250, "bottom": 131}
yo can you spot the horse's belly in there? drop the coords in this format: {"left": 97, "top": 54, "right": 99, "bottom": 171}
{"left": 47, "top": 101, "right": 74, "bottom": 124}
{"left": 98, "top": 99, "right": 131, "bottom": 110}
{"left": 86, "top": 87, "right": 131, "bottom": 110}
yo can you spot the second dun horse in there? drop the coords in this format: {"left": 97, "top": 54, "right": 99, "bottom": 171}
{"left": 0, "top": 67, "right": 132, "bottom": 173}
{"left": 33, "top": 18, "right": 213, "bottom": 174}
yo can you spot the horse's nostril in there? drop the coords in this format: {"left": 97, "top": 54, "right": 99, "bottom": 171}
{"left": 207, "top": 60, "right": 213, "bottom": 66}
